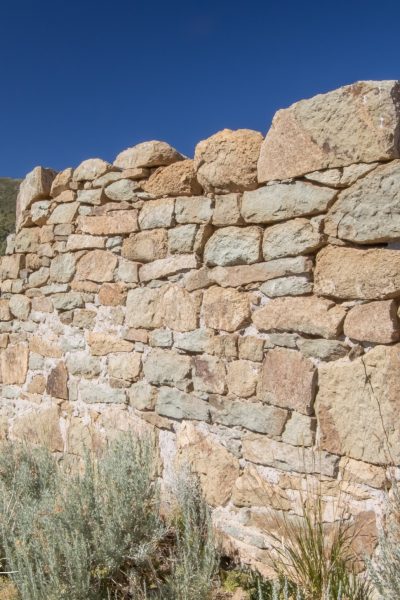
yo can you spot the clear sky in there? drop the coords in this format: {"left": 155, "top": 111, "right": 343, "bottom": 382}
{"left": 1, "top": 0, "right": 399, "bottom": 178}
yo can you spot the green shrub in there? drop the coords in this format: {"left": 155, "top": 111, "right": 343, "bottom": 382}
{"left": 0, "top": 436, "right": 165, "bottom": 599}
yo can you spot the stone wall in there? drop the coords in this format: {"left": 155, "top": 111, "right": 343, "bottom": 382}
{"left": 1, "top": 79, "right": 400, "bottom": 572}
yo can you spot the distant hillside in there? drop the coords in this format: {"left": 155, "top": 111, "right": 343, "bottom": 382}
{"left": 0, "top": 178, "right": 20, "bottom": 254}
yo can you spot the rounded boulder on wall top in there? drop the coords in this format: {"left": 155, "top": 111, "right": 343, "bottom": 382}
{"left": 113, "top": 140, "right": 184, "bottom": 170}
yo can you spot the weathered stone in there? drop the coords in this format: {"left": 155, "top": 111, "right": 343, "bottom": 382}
{"left": 9, "top": 295, "right": 31, "bottom": 320}
{"left": 143, "top": 349, "right": 191, "bottom": 389}
{"left": 79, "top": 380, "right": 126, "bottom": 404}
{"left": 77, "top": 189, "right": 105, "bottom": 205}
{"left": 31, "top": 296, "right": 53, "bottom": 313}
{"left": 122, "top": 229, "right": 167, "bottom": 262}
{"left": 27, "top": 266, "right": 50, "bottom": 288}
{"left": 315, "top": 246, "right": 400, "bottom": 300}
{"left": 344, "top": 300, "right": 399, "bottom": 343}
{"left": 204, "top": 226, "right": 261, "bottom": 266}
{"left": 1, "top": 342, "right": 28, "bottom": 384}
{"left": 50, "top": 167, "right": 73, "bottom": 196}
{"left": 16, "top": 166, "right": 56, "bottom": 229}
{"left": 139, "top": 254, "right": 198, "bottom": 282}
{"left": 232, "top": 465, "right": 291, "bottom": 509}
{"left": 296, "top": 338, "right": 348, "bottom": 361}
{"left": 183, "top": 266, "right": 212, "bottom": 291}
{"left": 28, "top": 374, "right": 46, "bottom": 394}
{"left": 242, "top": 181, "right": 336, "bottom": 224}
{"left": 149, "top": 328, "right": 173, "bottom": 348}
{"left": 14, "top": 228, "right": 40, "bottom": 253}
{"left": 175, "top": 196, "right": 213, "bottom": 224}
{"left": 49, "top": 253, "right": 76, "bottom": 283}
{"left": 138, "top": 198, "right": 174, "bottom": 229}
{"left": 168, "top": 224, "right": 197, "bottom": 254}
{"left": 317, "top": 345, "right": 400, "bottom": 463}
{"left": 66, "top": 352, "right": 101, "bottom": 378}
{"left": 213, "top": 194, "right": 241, "bottom": 226}
{"left": 0, "top": 255, "right": 23, "bottom": 280}
{"left": 76, "top": 250, "right": 117, "bottom": 282}
{"left": 192, "top": 354, "right": 226, "bottom": 394}
{"left": 53, "top": 189, "right": 76, "bottom": 204}
{"left": 108, "top": 352, "right": 141, "bottom": 381}
{"left": 126, "top": 382, "right": 155, "bottom": 410}
{"left": 282, "top": 412, "right": 316, "bottom": 446}
{"left": 258, "top": 80, "right": 400, "bottom": 182}
{"left": 243, "top": 434, "right": 338, "bottom": 477}
{"left": 202, "top": 287, "right": 251, "bottom": 332}
{"left": 51, "top": 292, "right": 84, "bottom": 311}
{"left": 12, "top": 406, "right": 63, "bottom": 452}
{"left": 143, "top": 160, "right": 202, "bottom": 197}
{"left": 174, "top": 329, "right": 213, "bottom": 353}
{"left": 155, "top": 284, "right": 198, "bottom": 331}
{"left": 66, "top": 234, "right": 105, "bottom": 251}
{"left": 0, "top": 299, "right": 11, "bottom": 321}
{"left": 194, "top": 129, "right": 263, "bottom": 193}
{"left": 226, "top": 360, "right": 261, "bottom": 397}
{"left": 125, "top": 287, "right": 162, "bottom": 329}
{"left": 263, "top": 218, "right": 324, "bottom": 259}
{"left": 48, "top": 202, "right": 79, "bottom": 224}
{"left": 116, "top": 259, "right": 139, "bottom": 283}
{"left": 176, "top": 422, "right": 239, "bottom": 505}
{"left": 30, "top": 200, "right": 51, "bottom": 225}
{"left": 260, "top": 276, "right": 313, "bottom": 297}
{"left": 340, "top": 457, "right": 387, "bottom": 489}
{"left": 267, "top": 332, "right": 299, "bottom": 348}
{"left": 30, "top": 335, "right": 62, "bottom": 357}
{"left": 238, "top": 336, "right": 264, "bottom": 362}
{"left": 98, "top": 282, "right": 126, "bottom": 306}
{"left": 114, "top": 141, "right": 184, "bottom": 170}
{"left": 340, "top": 162, "right": 380, "bottom": 186}
{"left": 208, "top": 258, "right": 310, "bottom": 288}
{"left": 104, "top": 178, "right": 138, "bottom": 201}
{"left": 77, "top": 211, "right": 138, "bottom": 235}
{"left": 121, "top": 166, "right": 150, "bottom": 180}
{"left": 253, "top": 296, "right": 346, "bottom": 338}
{"left": 214, "top": 398, "right": 287, "bottom": 437}
{"left": 73, "top": 158, "right": 114, "bottom": 181}
{"left": 46, "top": 362, "right": 68, "bottom": 399}
{"left": 87, "top": 332, "right": 133, "bottom": 355}
{"left": 156, "top": 387, "right": 210, "bottom": 421}
{"left": 92, "top": 171, "right": 123, "bottom": 188}
{"left": 258, "top": 348, "right": 317, "bottom": 415}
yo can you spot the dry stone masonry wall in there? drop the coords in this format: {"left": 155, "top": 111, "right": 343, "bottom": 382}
{"left": 2, "top": 80, "right": 400, "bottom": 572}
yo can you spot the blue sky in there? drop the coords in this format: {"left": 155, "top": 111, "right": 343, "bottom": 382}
{"left": 1, "top": 0, "right": 399, "bottom": 178}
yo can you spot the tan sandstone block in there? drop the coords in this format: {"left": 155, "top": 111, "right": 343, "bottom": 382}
{"left": 66, "top": 234, "right": 106, "bottom": 251}
{"left": 204, "top": 226, "right": 262, "bottom": 266}
{"left": 139, "top": 254, "right": 198, "bottom": 282}
{"left": 202, "top": 286, "right": 251, "bottom": 332}
{"left": 76, "top": 250, "right": 117, "bottom": 282}
{"left": 122, "top": 229, "right": 168, "bottom": 262}
{"left": 194, "top": 128, "right": 263, "bottom": 193}
{"left": 192, "top": 354, "right": 226, "bottom": 394}
{"left": 344, "top": 300, "right": 400, "bottom": 343}
{"left": 125, "top": 287, "right": 162, "bottom": 329}
{"left": 16, "top": 166, "right": 56, "bottom": 229}
{"left": 50, "top": 167, "right": 73, "bottom": 196}
{"left": 258, "top": 80, "right": 400, "bottom": 182}
{"left": 232, "top": 465, "right": 291, "bottom": 510}
{"left": 142, "top": 159, "right": 202, "bottom": 197}
{"left": 253, "top": 296, "right": 346, "bottom": 339}
{"left": 238, "top": 336, "right": 264, "bottom": 362}
{"left": 213, "top": 194, "right": 242, "bottom": 226}
{"left": 77, "top": 211, "right": 138, "bottom": 235}
{"left": 0, "top": 254, "right": 23, "bottom": 280}
{"left": 176, "top": 422, "right": 240, "bottom": 506}
{"left": 114, "top": 140, "right": 184, "bottom": 170}
{"left": 1, "top": 342, "right": 29, "bottom": 384}
{"left": 98, "top": 283, "right": 127, "bottom": 306}
{"left": 73, "top": 158, "right": 114, "bottom": 181}
{"left": 28, "top": 374, "right": 47, "bottom": 394}
{"left": 0, "top": 300, "right": 11, "bottom": 321}
{"left": 155, "top": 284, "right": 198, "bottom": 331}
{"left": 108, "top": 352, "right": 141, "bottom": 381}
{"left": 209, "top": 256, "right": 312, "bottom": 288}
{"left": 263, "top": 218, "right": 324, "bottom": 259}
{"left": 87, "top": 332, "right": 133, "bottom": 355}
{"left": 316, "top": 345, "right": 400, "bottom": 464}
{"left": 29, "top": 335, "right": 62, "bottom": 357}
{"left": 226, "top": 360, "right": 261, "bottom": 397}
{"left": 47, "top": 202, "right": 79, "bottom": 224}
{"left": 315, "top": 246, "right": 400, "bottom": 300}
{"left": 259, "top": 348, "right": 317, "bottom": 415}
{"left": 138, "top": 198, "right": 174, "bottom": 229}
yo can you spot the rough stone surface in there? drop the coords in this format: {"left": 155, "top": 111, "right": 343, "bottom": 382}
{"left": 104, "top": 179, "right": 138, "bottom": 202}
{"left": 242, "top": 181, "right": 336, "bottom": 224}
{"left": 125, "top": 287, "right": 162, "bottom": 329}
{"left": 204, "top": 226, "right": 261, "bottom": 266}
{"left": 143, "top": 349, "right": 191, "bottom": 388}
{"left": 87, "top": 332, "right": 133, "bottom": 355}
{"left": 16, "top": 166, "right": 56, "bottom": 229}
{"left": 213, "top": 398, "right": 288, "bottom": 436}
{"left": 253, "top": 296, "right": 346, "bottom": 338}
{"left": 46, "top": 362, "right": 68, "bottom": 399}
{"left": 194, "top": 129, "right": 263, "bottom": 193}
{"left": 226, "top": 360, "right": 261, "bottom": 397}
{"left": 213, "top": 194, "right": 241, "bottom": 226}
{"left": 78, "top": 212, "right": 138, "bottom": 235}
{"left": 12, "top": 407, "right": 63, "bottom": 452}
{"left": 192, "top": 354, "right": 226, "bottom": 394}
{"left": 143, "top": 160, "right": 202, "bottom": 197}
{"left": 108, "top": 352, "right": 141, "bottom": 381}
{"left": 263, "top": 218, "right": 324, "bottom": 259}
{"left": 50, "top": 253, "right": 76, "bottom": 283}
{"left": 156, "top": 387, "right": 210, "bottom": 422}
{"left": 258, "top": 80, "right": 400, "bottom": 182}
{"left": 1, "top": 343, "right": 29, "bottom": 384}
{"left": 260, "top": 276, "right": 313, "bottom": 298}
{"left": 344, "top": 300, "right": 400, "bottom": 343}
{"left": 76, "top": 250, "right": 117, "bottom": 282}
{"left": 315, "top": 246, "right": 400, "bottom": 300}
{"left": 73, "top": 158, "right": 113, "bottom": 181}
{"left": 9, "top": 295, "right": 31, "bottom": 320}
{"left": 114, "top": 141, "right": 184, "bottom": 170}
{"left": 317, "top": 345, "right": 400, "bottom": 464}
{"left": 202, "top": 287, "right": 251, "bottom": 332}
{"left": 139, "top": 254, "right": 197, "bottom": 282}
{"left": 209, "top": 257, "right": 312, "bottom": 288}
{"left": 325, "top": 161, "right": 400, "bottom": 243}
{"left": 296, "top": 338, "right": 348, "bottom": 361}
{"left": 156, "top": 284, "right": 198, "bottom": 331}
{"left": 258, "top": 348, "right": 317, "bottom": 415}
{"left": 122, "top": 229, "right": 167, "bottom": 263}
